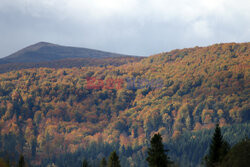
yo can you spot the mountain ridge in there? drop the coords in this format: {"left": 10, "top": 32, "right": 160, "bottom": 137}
{"left": 0, "top": 42, "right": 144, "bottom": 73}
{"left": 1, "top": 41, "right": 139, "bottom": 63}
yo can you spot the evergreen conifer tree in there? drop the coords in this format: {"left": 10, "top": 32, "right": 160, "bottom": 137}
{"left": 146, "top": 133, "right": 172, "bottom": 167}
{"left": 204, "top": 124, "right": 230, "bottom": 167}
{"left": 18, "top": 155, "right": 25, "bottom": 167}
{"left": 107, "top": 151, "right": 121, "bottom": 167}
{"left": 100, "top": 157, "right": 107, "bottom": 167}
{"left": 82, "top": 159, "right": 89, "bottom": 167}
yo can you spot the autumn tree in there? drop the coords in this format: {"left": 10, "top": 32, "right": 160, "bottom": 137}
{"left": 146, "top": 133, "right": 172, "bottom": 167}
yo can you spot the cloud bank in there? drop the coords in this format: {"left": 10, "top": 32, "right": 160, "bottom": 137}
{"left": 0, "top": 0, "right": 249, "bottom": 57}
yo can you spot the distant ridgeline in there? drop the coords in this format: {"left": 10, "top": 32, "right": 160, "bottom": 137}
{"left": 0, "top": 42, "right": 143, "bottom": 73}
{"left": 0, "top": 42, "right": 249, "bottom": 166}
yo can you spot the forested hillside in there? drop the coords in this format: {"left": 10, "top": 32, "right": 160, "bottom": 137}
{"left": 0, "top": 42, "right": 249, "bottom": 166}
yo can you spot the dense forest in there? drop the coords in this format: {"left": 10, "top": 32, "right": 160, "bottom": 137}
{"left": 0, "top": 42, "right": 249, "bottom": 166}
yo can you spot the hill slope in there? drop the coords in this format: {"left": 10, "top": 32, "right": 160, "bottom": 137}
{"left": 0, "top": 42, "right": 249, "bottom": 166}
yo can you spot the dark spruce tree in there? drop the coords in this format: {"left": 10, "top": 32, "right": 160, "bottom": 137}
{"left": 107, "top": 151, "right": 121, "bottom": 167}
{"left": 18, "top": 155, "right": 25, "bottom": 167}
{"left": 100, "top": 157, "right": 107, "bottom": 167}
{"left": 82, "top": 159, "right": 89, "bottom": 167}
{"left": 204, "top": 124, "right": 230, "bottom": 167}
{"left": 146, "top": 133, "right": 172, "bottom": 167}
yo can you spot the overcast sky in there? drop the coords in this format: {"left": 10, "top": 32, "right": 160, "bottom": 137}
{"left": 0, "top": 0, "right": 249, "bottom": 57}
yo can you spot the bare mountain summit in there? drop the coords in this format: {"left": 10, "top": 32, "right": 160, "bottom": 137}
{"left": 0, "top": 42, "right": 143, "bottom": 73}
{"left": 1, "top": 42, "right": 137, "bottom": 63}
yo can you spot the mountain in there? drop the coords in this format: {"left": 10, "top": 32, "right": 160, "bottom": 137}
{"left": 0, "top": 42, "right": 143, "bottom": 73}
{"left": 1, "top": 42, "right": 137, "bottom": 63}
{"left": 0, "top": 42, "right": 249, "bottom": 167}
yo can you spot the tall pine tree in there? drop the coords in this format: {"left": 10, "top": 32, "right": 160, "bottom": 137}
{"left": 107, "top": 151, "right": 121, "bottom": 167}
{"left": 18, "top": 155, "right": 25, "bottom": 167}
{"left": 204, "top": 124, "right": 230, "bottom": 167}
{"left": 82, "top": 159, "right": 89, "bottom": 167}
{"left": 146, "top": 133, "right": 172, "bottom": 167}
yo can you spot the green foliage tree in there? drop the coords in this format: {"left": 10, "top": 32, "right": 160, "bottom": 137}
{"left": 100, "top": 157, "right": 107, "bottom": 167}
{"left": 0, "top": 158, "right": 10, "bottom": 167}
{"left": 107, "top": 151, "right": 121, "bottom": 167}
{"left": 220, "top": 138, "right": 250, "bottom": 167}
{"left": 146, "top": 133, "right": 172, "bottom": 167}
{"left": 204, "top": 124, "right": 230, "bottom": 167}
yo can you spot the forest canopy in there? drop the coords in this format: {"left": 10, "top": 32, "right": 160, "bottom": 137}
{"left": 0, "top": 42, "right": 249, "bottom": 166}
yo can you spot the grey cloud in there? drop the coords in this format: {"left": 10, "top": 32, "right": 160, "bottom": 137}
{"left": 0, "top": 0, "right": 249, "bottom": 58}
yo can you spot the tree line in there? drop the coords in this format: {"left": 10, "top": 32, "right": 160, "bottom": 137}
{"left": 2, "top": 124, "right": 248, "bottom": 167}
{"left": 80, "top": 124, "right": 250, "bottom": 167}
